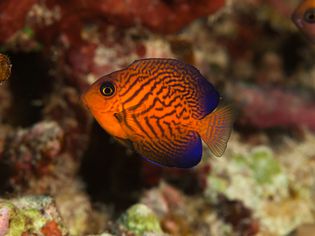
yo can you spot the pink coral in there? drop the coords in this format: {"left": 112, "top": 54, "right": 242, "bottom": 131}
{"left": 232, "top": 84, "right": 315, "bottom": 131}
{"left": 0, "top": 206, "right": 9, "bottom": 236}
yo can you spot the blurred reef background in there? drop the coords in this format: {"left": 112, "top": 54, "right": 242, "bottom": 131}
{"left": 1, "top": 0, "right": 315, "bottom": 235}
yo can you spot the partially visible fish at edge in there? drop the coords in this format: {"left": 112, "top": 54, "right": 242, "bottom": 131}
{"left": 81, "top": 58, "right": 233, "bottom": 168}
{"left": 292, "top": 0, "right": 315, "bottom": 43}
{"left": 0, "top": 53, "right": 11, "bottom": 83}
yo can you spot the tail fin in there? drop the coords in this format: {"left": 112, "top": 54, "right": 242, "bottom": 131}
{"left": 197, "top": 105, "right": 233, "bottom": 157}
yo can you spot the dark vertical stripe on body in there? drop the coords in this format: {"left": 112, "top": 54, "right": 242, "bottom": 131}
{"left": 132, "top": 114, "right": 150, "bottom": 138}
{"left": 144, "top": 116, "right": 159, "bottom": 139}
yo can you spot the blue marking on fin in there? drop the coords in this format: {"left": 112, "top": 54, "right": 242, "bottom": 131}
{"left": 174, "top": 135, "right": 202, "bottom": 168}
{"left": 141, "top": 156, "right": 165, "bottom": 168}
{"left": 197, "top": 74, "right": 220, "bottom": 116}
{"left": 134, "top": 133, "right": 202, "bottom": 168}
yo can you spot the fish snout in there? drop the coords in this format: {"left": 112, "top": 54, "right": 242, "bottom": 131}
{"left": 292, "top": 13, "right": 304, "bottom": 29}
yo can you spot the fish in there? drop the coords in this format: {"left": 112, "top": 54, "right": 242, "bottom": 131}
{"left": 0, "top": 53, "right": 11, "bottom": 83}
{"left": 292, "top": 0, "right": 315, "bottom": 43}
{"left": 81, "top": 58, "right": 233, "bottom": 168}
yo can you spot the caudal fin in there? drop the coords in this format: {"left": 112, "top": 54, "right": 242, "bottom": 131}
{"left": 197, "top": 105, "right": 233, "bottom": 157}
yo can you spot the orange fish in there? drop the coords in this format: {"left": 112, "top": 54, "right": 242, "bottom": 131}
{"left": 0, "top": 53, "right": 11, "bottom": 83}
{"left": 82, "top": 58, "right": 233, "bottom": 168}
{"left": 292, "top": 0, "right": 315, "bottom": 42}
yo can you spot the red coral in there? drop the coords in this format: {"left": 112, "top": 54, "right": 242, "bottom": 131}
{"left": 41, "top": 221, "right": 62, "bottom": 236}
{"left": 0, "top": 0, "right": 225, "bottom": 44}
{"left": 80, "top": 0, "right": 225, "bottom": 33}
{"left": 0, "top": 0, "right": 37, "bottom": 41}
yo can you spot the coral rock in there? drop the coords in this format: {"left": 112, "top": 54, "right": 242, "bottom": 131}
{"left": 0, "top": 0, "right": 226, "bottom": 44}
{"left": 289, "top": 224, "right": 315, "bottom": 236}
{"left": 0, "top": 0, "right": 37, "bottom": 42}
{"left": 3, "top": 121, "right": 64, "bottom": 187}
{"left": 231, "top": 84, "right": 315, "bottom": 131}
{"left": 0, "top": 196, "right": 67, "bottom": 236}
{"left": 41, "top": 221, "right": 62, "bottom": 236}
{"left": 118, "top": 203, "right": 163, "bottom": 236}
{"left": 205, "top": 135, "right": 315, "bottom": 235}
{"left": 0, "top": 206, "right": 9, "bottom": 236}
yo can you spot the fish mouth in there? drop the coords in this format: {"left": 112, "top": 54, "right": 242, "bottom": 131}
{"left": 292, "top": 13, "right": 304, "bottom": 28}
{"left": 296, "top": 18, "right": 305, "bottom": 28}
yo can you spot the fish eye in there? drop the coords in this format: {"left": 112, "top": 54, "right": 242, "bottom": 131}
{"left": 304, "top": 8, "right": 315, "bottom": 23}
{"left": 100, "top": 81, "right": 115, "bottom": 97}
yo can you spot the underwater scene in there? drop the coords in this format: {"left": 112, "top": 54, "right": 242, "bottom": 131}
{"left": 1, "top": 0, "right": 315, "bottom": 235}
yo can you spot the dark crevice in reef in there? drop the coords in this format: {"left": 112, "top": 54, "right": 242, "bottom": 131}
{"left": 0, "top": 162, "right": 13, "bottom": 194}
{"left": 79, "top": 121, "right": 143, "bottom": 216}
{"left": 6, "top": 52, "right": 53, "bottom": 127}
{"left": 279, "top": 34, "right": 308, "bottom": 77}
{"left": 0, "top": 52, "right": 54, "bottom": 193}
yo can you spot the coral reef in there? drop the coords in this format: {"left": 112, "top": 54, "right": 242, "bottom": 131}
{"left": 0, "top": 0, "right": 315, "bottom": 235}
{"left": 118, "top": 203, "right": 163, "bottom": 235}
{"left": 0, "top": 0, "right": 226, "bottom": 44}
{"left": 230, "top": 84, "right": 315, "bottom": 131}
{"left": 0, "top": 196, "right": 67, "bottom": 236}
{"left": 205, "top": 133, "right": 315, "bottom": 235}
{"left": 2, "top": 121, "right": 63, "bottom": 187}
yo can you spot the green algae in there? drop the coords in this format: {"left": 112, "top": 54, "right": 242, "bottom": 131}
{"left": 249, "top": 148, "right": 281, "bottom": 184}
{"left": 0, "top": 196, "right": 66, "bottom": 236}
{"left": 22, "top": 27, "right": 34, "bottom": 38}
{"left": 205, "top": 136, "right": 315, "bottom": 235}
{"left": 118, "top": 203, "right": 162, "bottom": 236}
{"left": 207, "top": 147, "right": 286, "bottom": 203}
{"left": 232, "top": 148, "right": 282, "bottom": 184}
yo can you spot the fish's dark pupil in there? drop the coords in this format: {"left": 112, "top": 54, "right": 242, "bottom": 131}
{"left": 100, "top": 82, "right": 115, "bottom": 96}
{"left": 305, "top": 9, "right": 315, "bottom": 23}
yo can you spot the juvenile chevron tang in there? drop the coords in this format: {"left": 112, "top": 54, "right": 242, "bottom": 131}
{"left": 81, "top": 58, "right": 233, "bottom": 168}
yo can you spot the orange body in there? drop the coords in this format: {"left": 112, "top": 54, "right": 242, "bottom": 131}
{"left": 292, "top": 0, "right": 315, "bottom": 42}
{"left": 82, "top": 58, "right": 232, "bottom": 168}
